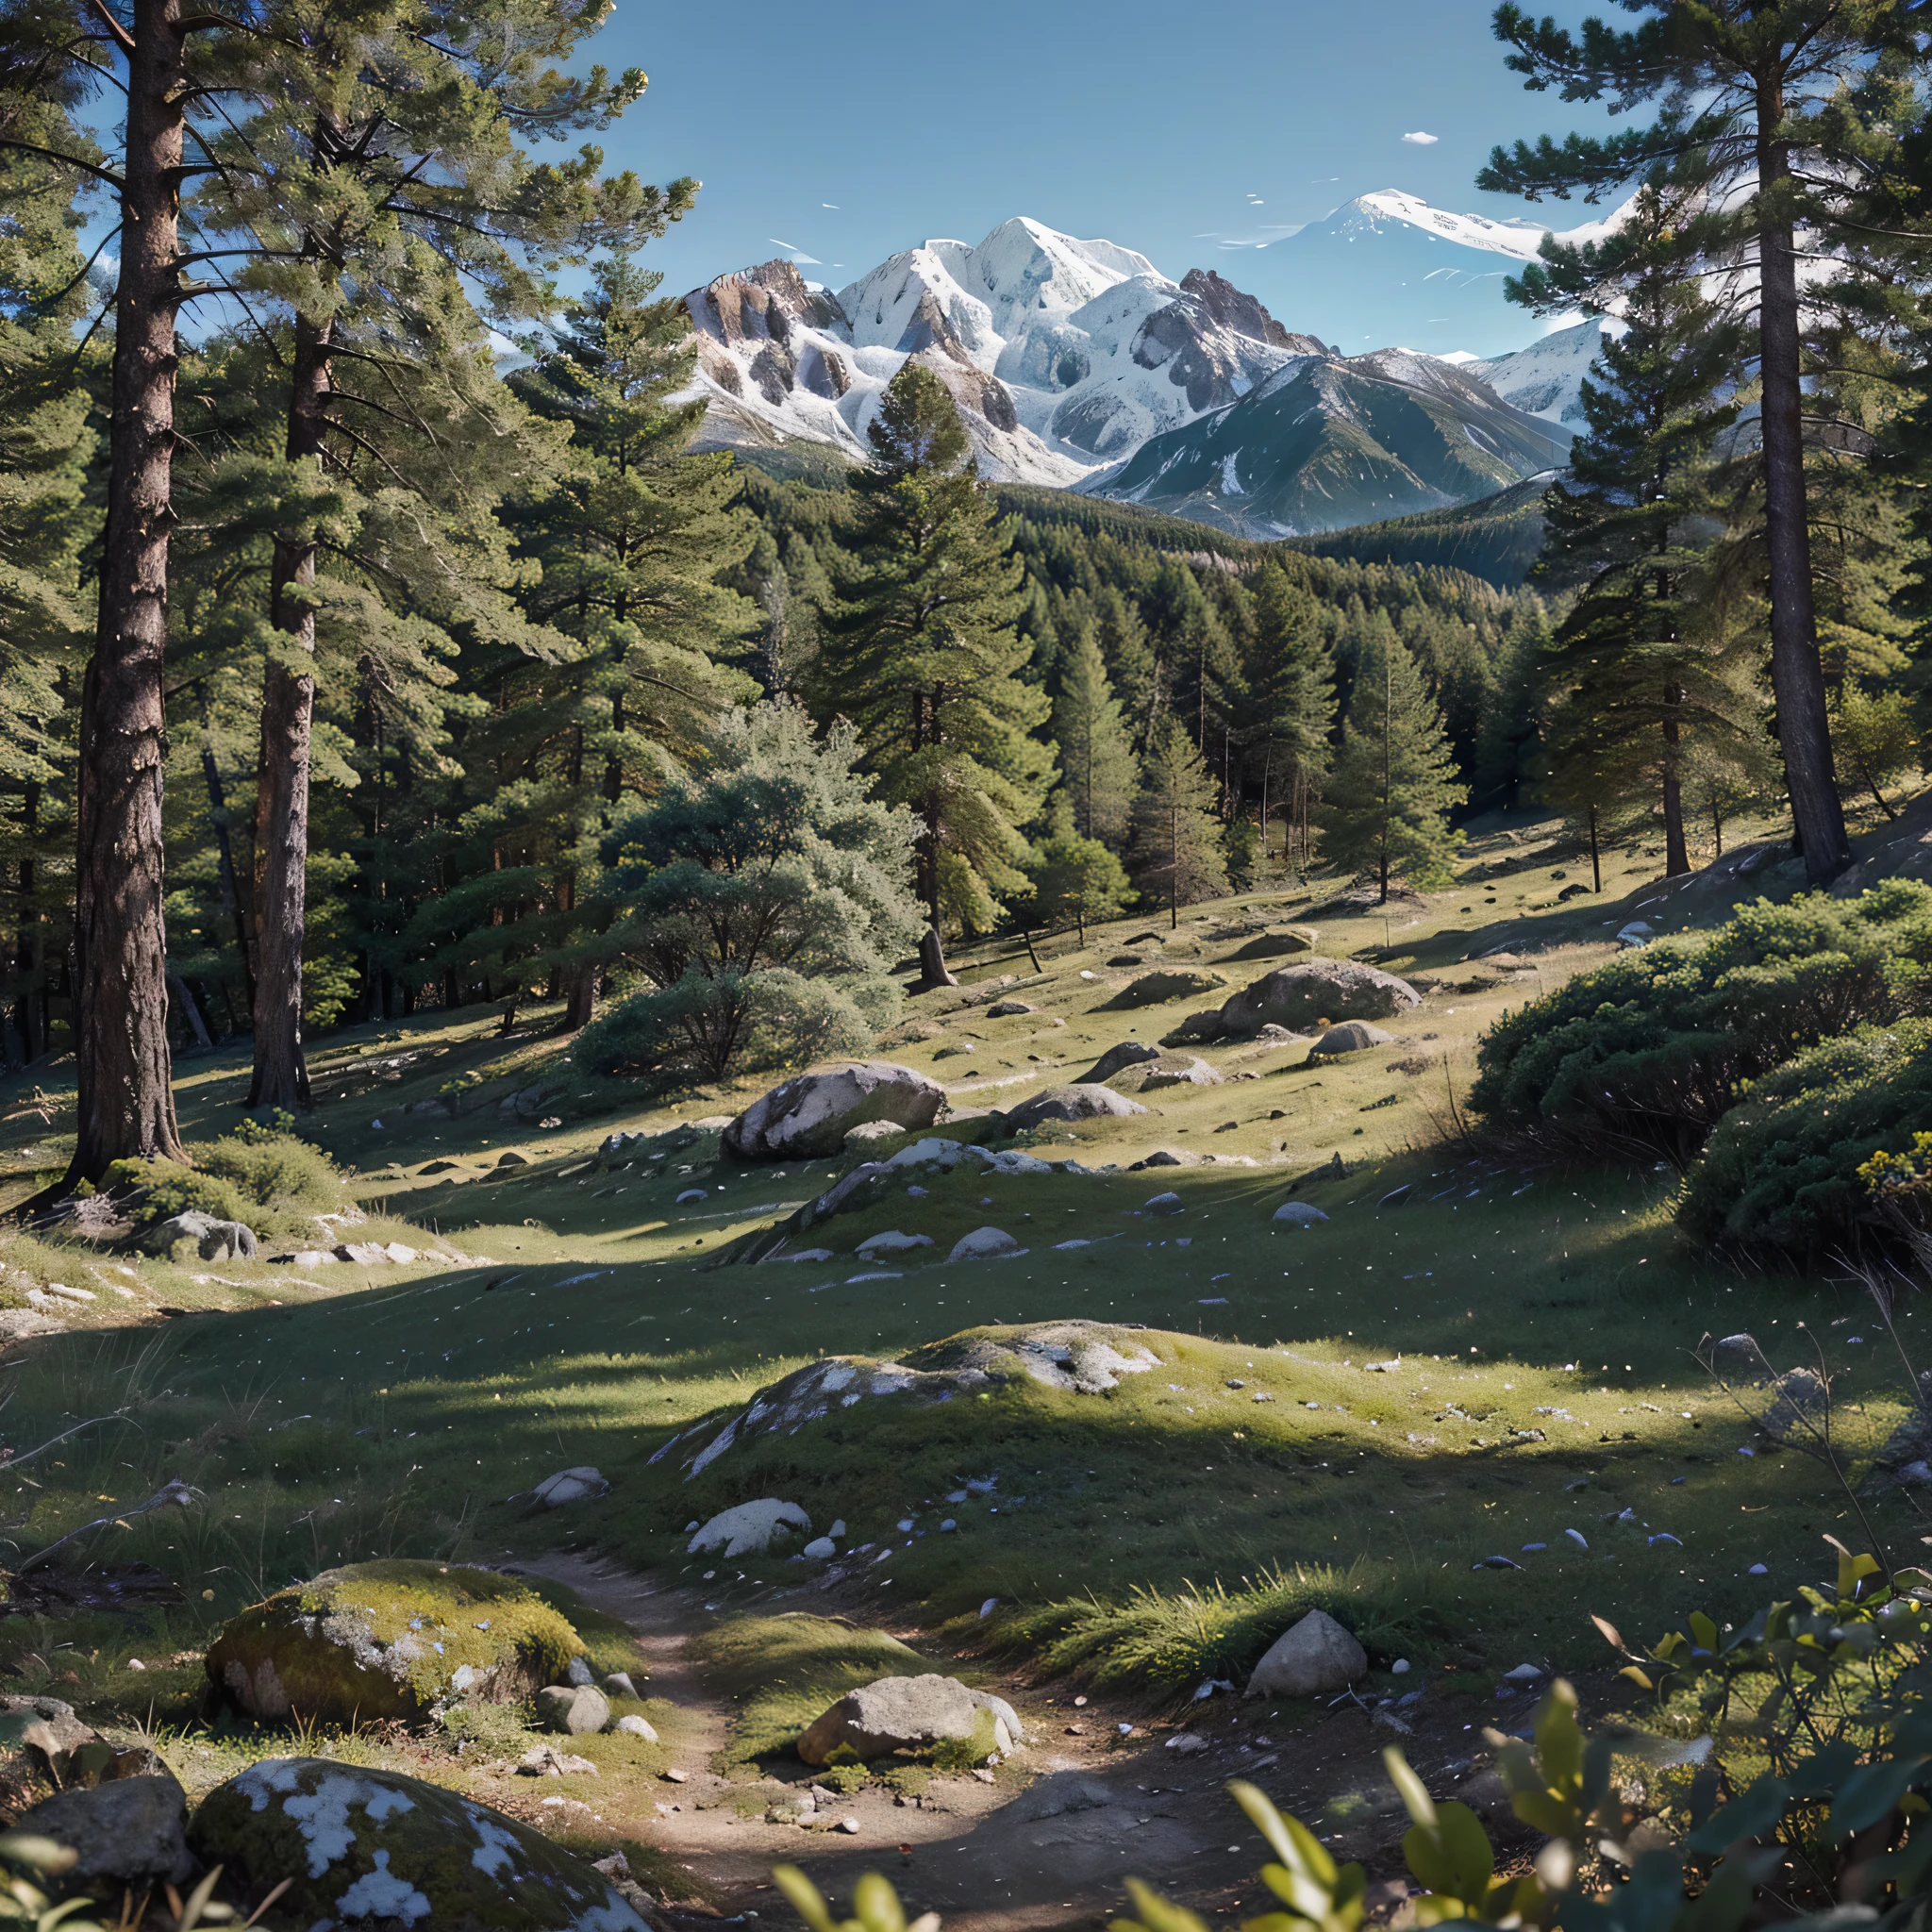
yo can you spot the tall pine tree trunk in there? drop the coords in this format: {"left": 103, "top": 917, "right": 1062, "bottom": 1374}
{"left": 66, "top": 0, "right": 189, "bottom": 1186}
{"left": 250, "top": 311, "right": 331, "bottom": 1110}
{"left": 198, "top": 688, "right": 256, "bottom": 1012}
{"left": 913, "top": 693, "right": 957, "bottom": 988}
{"left": 1661, "top": 692, "right": 1689, "bottom": 877}
{"left": 1756, "top": 94, "right": 1850, "bottom": 885}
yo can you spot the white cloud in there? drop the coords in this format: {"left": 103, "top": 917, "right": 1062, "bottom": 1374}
{"left": 771, "top": 238, "right": 823, "bottom": 263}
{"left": 822, "top": 202, "right": 840, "bottom": 208}
{"left": 1402, "top": 130, "right": 1440, "bottom": 145}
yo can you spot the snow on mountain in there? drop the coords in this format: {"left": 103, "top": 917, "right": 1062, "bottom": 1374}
{"left": 677, "top": 216, "right": 1326, "bottom": 487}
{"left": 1471, "top": 318, "right": 1612, "bottom": 427}
{"left": 1262, "top": 190, "right": 1631, "bottom": 359}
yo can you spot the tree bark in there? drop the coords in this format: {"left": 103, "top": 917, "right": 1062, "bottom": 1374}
{"left": 65, "top": 0, "right": 189, "bottom": 1187}
{"left": 1661, "top": 693, "right": 1689, "bottom": 877}
{"left": 198, "top": 690, "right": 256, "bottom": 1012}
{"left": 1757, "top": 92, "right": 1851, "bottom": 885}
{"left": 249, "top": 311, "right": 331, "bottom": 1111}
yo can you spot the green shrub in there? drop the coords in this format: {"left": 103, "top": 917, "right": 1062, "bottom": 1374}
{"left": 1471, "top": 884, "right": 1932, "bottom": 1155}
{"left": 1676, "top": 1018, "right": 1932, "bottom": 1257}
{"left": 578, "top": 967, "right": 891, "bottom": 1082}
{"left": 108, "top": 1128, "right": 343, "bottom": 1241}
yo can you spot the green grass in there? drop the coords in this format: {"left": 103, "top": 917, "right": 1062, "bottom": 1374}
{"left": 0, "top": 801, "right": 1922, "bottom": 1754}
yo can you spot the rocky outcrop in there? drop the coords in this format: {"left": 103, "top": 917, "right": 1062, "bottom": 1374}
{"left": 143, "top": 1210, "right": 258, "bottom": 1261}
{"left": 1003, "top": 1084, "right": 1148, "bottom": 1131}
{"left": 724, "top": 1061, "right": 945, "bottom": 1162}
{"left": 1178, "top": 268, "right": 1323, "bottom": 353}
{"left": 1308, "top": 1021, "right": 1395, "bottom": 1057}
{"left": 205, "top": 1561, "right": 581, "bottom": 1725}
{"left": 188, "top": 1760, "right": 650, "bottom": 1931}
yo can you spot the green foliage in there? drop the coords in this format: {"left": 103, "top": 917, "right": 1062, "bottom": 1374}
{"left": 1129, "top": 720, "right": 1229, "bottom": 921}
{"left": 812, "top": 364, "right": 1049, "bottom": 955}
{"left": 108, "top": 1128, "right": 342, "bottom": 1239}
{"left": 1678, "top": 1019, "right": 1932, "bottom": 1257}
{"left": 580, "top": 704, "right": 921, "bottom": 1078}
{"left": 1317, "top": 625, "right": 1465, "bottom": 902}
{"left": 1472, "top": 886, "right": 1932, "bottom": 1157}
{"left": 0, "top": 1831, "right": 110, "bottom": 1930}
{"left": 1050, "top": 613, "right": 1138, "bottom": 846}
{"left": 1024, "top": 829, "right": 1133, "bottom": 938}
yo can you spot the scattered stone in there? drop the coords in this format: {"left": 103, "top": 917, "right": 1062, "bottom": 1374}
{"left": 1128, "top": 1054, "right": 1224, "bottom": 1091}
{"left": 660, "top": 1768, "right": 688, "bottom": 1784}
{"left": 187, "top": 1759, "right": 650, "bottom": 1930}
{"left": 766, "top": 1247, "right": 837, "bottom": 1264}
{"left": 0, "top": 1309, "right": 64, "bottom": 1341}
{"left": 143, "top": 1210, "right": 258, "bottom": 1262}
{"left": 1164, "top": 1734, "right": 1209, "bottom": 1756}
{"left": 1211, "top": 959, "right": 1423, "bottom": 1037}
{"left": 689, "top": 1499, "right": 811, "bottom": 1557}
{"left": 845, "top": 1120, "right": 910, "bottom": 1149}
{"left": 1244, "top": 1609, "right": 1367, "bottom": 1700}
{"left": 2, "top": 1694, "right": 97, "bottom": 1766}
{"left": 1003, "top": 1085, "right": 1148, "bottom": 1132}
{"left": 15, "top": 1774, "right": 194, "bottom": 1887}
{"left": 1763, "top": 1368, "right": 1826, "bottom": 1443}
{"left": 803, "top": 1537, "right": 838, "bottom": 1560}
{"left": 857, "top": 1230, "right": 936, "bottom": 1258}
{"left": 986, "top": 1000, "right": 1036, "bottom": 1017}
{"left": 518, "top": 1743, "right": 599, "bottom": 1776}
{"left": 380, "top": 1242, "right": 419, "bottom": 1265}
{"left": 947, "top": 1226, "right": 1026, "bottom": 1262}
{"left": 1103, "top": 969, "right": 1228, "bottom": 1009}
{"left": 496, "top": 1150, "right": 530, "bottom": 1168}
{"left": 724, "top": 1061, "right": 944, "bottom": 1161}
{"left": 1129, "top": 1149, "right": 1197, "bottom": 1170}
{"left": 606, "top": 1671, "right": 639, "bottom": 1699}
{"left": 1108, "top": 953, "right": 1146, "bottom": 968}
{"left": 1618, "top": 921, "right": 1654, "bottom": 947}
{"left": 886, "top": 1137, "right": 969, "bottom": 1171}
{"left": 1473, "top": 1555, "right": 1524, "bottom": 1571}
{"left": 531, "top": 1466, "right": 609, "bottom": 1507}
{"left": 616, "top": 1714, "right": 658, "bottom": 1742}
{"left": 205, "top": 1561, "right": 582, "bottom": 1725}
{"left": 1707, "top": 1332, "right": 1770, "bottom": 1382}
{"left": 836, "top": 1816, "right": 862, "bottom": 1835}
{"left": 1143, "top": 1191, "right": 1184, "bottom": 1215}
{"left": 535, "top": 1685, "right": 610, "bottom": 1736}
{"left": 1309, "top": 1021, "right": 1395, "bottom": 1058}
{"left": 796, "top": 1674, "right": 1021, "bottom": 1765}
{"left": 1272, "top": 1202, "right": 1329, "bottom": 1226}
{"left": 675, "top": 1189, "right": 708, "bottom": 1206}
{"left": 334, "top": 1241, "right": 389, "bottom": 1265}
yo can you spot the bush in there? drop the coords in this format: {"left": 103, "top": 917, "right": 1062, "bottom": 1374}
{"left": 1470, "top": 884, "right": 1932, "bottom": 1156}
{"left": 576, "top": 968, "right": 891, "bottom": 1082}
{"left": 1676, "top": 1018, "right": 1932, "bottom": 1257}
{"left": 108, "top": 1127, "right": 343, "bottom": 1241}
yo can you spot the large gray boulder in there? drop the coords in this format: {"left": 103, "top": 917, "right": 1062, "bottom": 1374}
{"left": 188, "top": 1759, "right": 649, "bottom": 1929}
{"left": 1244, "top": 1608, "right": 1367, "bottom": 1700}
{"left": 1083, "top": 1041, "right": 1160, "bottom": 1082}
{"left": 16, "top": 1774, "right": 195, "bottom": 1888}
{"left": 949, "top": 1226, "right": 1025, "bottom": 1261}
{"left": 1004, "top": 1084, "right": 1148, "bottom": 1132}
{"left": 796, "top": 1674, "right": 1022, "bottom": 1765}
{"left": 143, "top": 1210, "right": 258, "bottom": 1261}
{"left": 724, "top": 1061, "right": 944, "bottom": 1162}
{"left": 1213, "top": 959, "right": 1422, "bottom": 1037}
{"left": 535, "top": 1684, "right": 610, "bottom": 1736}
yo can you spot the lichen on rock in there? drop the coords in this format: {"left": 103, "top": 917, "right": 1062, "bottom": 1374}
{"left": 188, "top": 1757, "right": 649, "bottom": 1929}
{"left": 205, "top": 1560, "right": 582, "bottom": 1726}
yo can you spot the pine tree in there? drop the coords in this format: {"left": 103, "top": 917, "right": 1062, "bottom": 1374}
{"left": 449, "top": 249, "right": 758, "bottom": 1031}
{"left": 1025, "top": 821, "right": 1132, "bottom": 941}
{"left": 1130, "top": 720, "right": 1228, "bottom": 928}
{"left": 1049, "top": 613, "right": 1136, "bottom": 848}
{"left": 813, "top": 362, "right": 1048, "bottom": 986}
{"left": 1478, "top": 2, "right": 1923, "bottom": 882}
{"left": 1533, "top": 204, "right": 1759, "bottom": 878}
{"left": 1473, "top": 598, "right": 1552, "bottom": 816}
{"left": 1238, "top": 561, "right": 1335, "bottom": 873}
{"left": 1318, "top": 629, "right": 1466, "bottom": 903}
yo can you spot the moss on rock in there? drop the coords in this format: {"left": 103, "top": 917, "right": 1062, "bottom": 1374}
{"left": 206, "top": 1561, "right": 580, "bottom": 1726}
{"left": 187, "top": 1757, "right": 648, "bottom": 1929}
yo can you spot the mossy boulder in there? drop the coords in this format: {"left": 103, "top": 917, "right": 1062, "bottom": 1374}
{"left": 187, "top": 1758, "right": 649, "bottom": 1930}
{"left": 206, "top": 1561, "right": 580, "bottom": 1726}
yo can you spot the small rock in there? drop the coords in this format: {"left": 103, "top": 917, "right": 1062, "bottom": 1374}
{"left": 689, "top": 1498, "right": 811, "bottom": 1557}
{"left": 1245, "top": 1608, "right": 1367, "bottom": 1700}
{"left": 144, "top": 1210, "right": 259, "bottom": 1262}
{"left": 1143, "top": 1192, "right": 1184, "bottom": 1215}
{"left": 661, "top": 1768, "right": 688, "bottom": 1783}
{"left": 1503, "top": 1662, "right": 1543, "bottom": 1681}
{"left": 1164, "top": 1733, "right": 1208, "bottom": 1755}
{"left": 605, "top": 1672, "right": 640, "bottom": 1698}
{"left": 566, "top": 1657, "right": 594, "bottom": 1687}
{"left": 676, "top": 1189, "right": 707, "bottom": 1205}
{"left": 496, "top": 1150, "right": 530, "bottom": 1167}
{"left": 535, "top": 1685, "right": 610, "bottom": 1736}
{"left": 1308, "top": 1021, "right": 1394, "bottom": 1058}
{"left": 857, "top": 1230, "right": 936, "bottom": 1258}
{"left": 836, "top": 1816, "right": 861, "bottom": 1835}
{"left": 518, "top": 1743, "right": 598, "bottom": 1776}
{"left": 986, "top": 1000, "right": 1036, "bottom": 1017}
{"left": 532, "top": 1466, "right": 609, "bottom": 1507}
{"left": 14, "top": 1774, "right": 193, "bottom": 1886}
{"left": 1272, "top": 1202, "right": 1329, "bottom": 1226}
{"left": 803, "top": 1537, "right": 838, "bottom": 1560}
{"left": 947, "top": 1226, "right": 1025, "bottom": 1262}
{"left": 616, "top": 1714, "right": 658, "bottom": 1742}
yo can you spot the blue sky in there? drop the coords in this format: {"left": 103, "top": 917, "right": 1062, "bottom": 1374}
{"left": 584, "top": 0, "right": 1614, "bottom": 337}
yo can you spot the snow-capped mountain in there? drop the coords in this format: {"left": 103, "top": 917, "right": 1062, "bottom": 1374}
{"left": 1090, "top": 346, "right": 1574, "bottom": 540}
{"left": 678, "top": 217, "right": 1327, "bottom": 487}
{"left": 1471, "top": 318, "right": 1611, "bottom": 427}
{"left": 1261, "top": 189, "right": 1627, "bottom": 359}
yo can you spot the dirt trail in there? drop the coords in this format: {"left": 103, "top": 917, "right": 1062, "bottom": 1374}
{"left": 527, "top": 1554, "right": 1307, "bottom": 1932}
